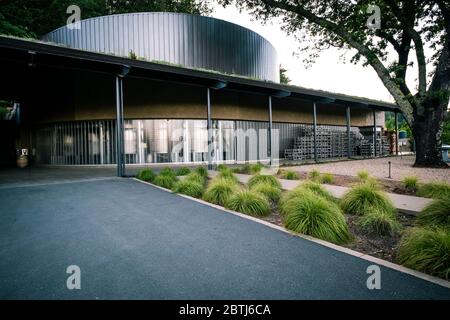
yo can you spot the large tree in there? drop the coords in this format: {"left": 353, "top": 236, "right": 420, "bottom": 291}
{"left": 221, "top": 0, "right": 450, "bottom": 167}
{"left": 0, "top": 0, "right": 211, "bottom": 38}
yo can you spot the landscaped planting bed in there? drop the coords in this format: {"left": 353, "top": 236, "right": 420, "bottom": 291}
{"left": 136, "top": 165, "right": 450, "bottom": 281}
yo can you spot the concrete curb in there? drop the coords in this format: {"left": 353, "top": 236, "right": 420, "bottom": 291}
{"left": 133, "top": 177, "right": 450, "bottom": 290}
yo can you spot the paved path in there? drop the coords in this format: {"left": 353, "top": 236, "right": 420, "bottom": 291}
{"left": 211, "top": 172, "right": 433, "bottom": 215}
{"left": 0, "top": 178, "right": 449, "bottom": 299}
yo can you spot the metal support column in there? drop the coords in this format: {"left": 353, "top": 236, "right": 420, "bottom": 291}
{"left": 207, "top": 87, "right": 213, "bottom": 170}
{"left": 115, "top": 75, "right": 125, "bottom": 177}
{"left": 373, "top": 109, "right": 377, "bottom": 157}
{"left": 394, "top": 111, "right": 399, "bottom": 155}
{"left": 313, "top": 102, "right": 318, "bottom": 162}
{"left": 346, "top": 106, "right": 351, "bottom": 159}
{"left": 268, "top": 95, "right": 273, "bottom": 166}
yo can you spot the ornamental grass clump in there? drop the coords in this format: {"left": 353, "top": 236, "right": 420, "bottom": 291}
{"left": 136, "top": 168, "right": 155, "bottom": 182}
{"left": 248, "top": 174, "right": 281, "bottom": 189}
{"left": 226, "top": 190, "right": 271, "bottom": 217}
{"left": 282, "top": 170, "right": 299, "bottom": 180}
{"left": 175, "top": 167, "right": 191, "bottom": 176}
{"left": 309, "top": 169, "right": 320, "bottom": 181}
{"left": 416, "top": 182, "right": 450, "bottom": 200}
{"left": 203, "top": 178, "right": 239, "bottom": 206}
{"left": 320, "top": 173, "right": 334, "bottom": 184}
{"left": 153, "top": 174, "right": 177, "bottom": 189}
{"left": 340, "top": 182, "right": 396, "bottom": 216}
{"left": 216, "top": 167, "right": 239, "bottom": 184}
{"left": 172, "top": 179, "right": 204, "bottom": 198}
{"left": 356, "top": 170, "right": 370, "bottom": 182}
{"left": 416, "top": 198, "right": 450, "bottom": 229}
{"left": 159, "top": 167, "right": 176, "bottom": 178}
{"left": 184, "top": 172, "right": 207, "bottom": 185}
{"left": 300, "top": 181, "right": 336, "bottom": 203}
{"left": 250, "top": 182, "right": 282, "bottom": 204}
{"left": 357, "top": 209, "right": 401, "bottom": 236}
{"left": 249, "top": 163, "right": 264, "bottom": 174}
{"left": 402, "top": 175, "right": 418, "bottom": 192}
{"left": 282, "top": 190, "right": 351, "bottom": 245}
{"left": 195, "top": 166, "right": 209, "bottom": 179}
{"left": 397, "top": 227, "right": 450, "bottom": 280}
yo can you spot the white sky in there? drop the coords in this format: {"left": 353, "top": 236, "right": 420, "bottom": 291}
{"left": 211, "top": 4, "right": 402, "bottom": 103}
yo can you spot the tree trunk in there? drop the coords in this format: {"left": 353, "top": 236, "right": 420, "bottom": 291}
{"left": 412, "top": 104, "right": 447, "bottom": 167}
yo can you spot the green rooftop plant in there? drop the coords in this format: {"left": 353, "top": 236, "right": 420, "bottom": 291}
{"left": 340, "top": 182, "right": 396, "bottom": 216}
{"left": 282, "top": 190, "right": 351, "bottom": 244}
{"left": 153, "top": 174, "right": 177, "bottom": 189}
{"left": 356, "top": 170, "right": 370, "bottom": 182}
{"left": 309, "top": 169, "right": 321, "bottom": 181}
{"left": 416, "top": 198, "right": 450, "bottom": 229}
{"left": 402, "top": 176, "right": 419, "bottom": 192}
{"left": 172, "top": 179, "right": 204, "bottom": 198}
{"left": 250, "top": 182, "right": 282, "bottom": 204}
{"left": 248, "top": 174, "right": 281, "bottom": 189}
{"left": 397, "top": 227, "right": 450, "bottom": 280}
{"left": 203, "top": 178, "right": 239, "bottom": 206}
{"left": 282, "top": 170, "right": 299, "bottom": 180}
{"left": 175, "top": 167, "right": 191, "bottom": 176}
{"left": 357, "top": 209, "right": 401, "bottom": 236}
{"left": 136, "top": 168, "right": 155, "bottom": 182}
{"left": 226, "top": 190, "right": 271, "bottom": 217}
{"left": 416, "top": 182, "right": 450, "bottom": 200}
{"left": 320, "top": 173, "right": 334, "bottom": 184}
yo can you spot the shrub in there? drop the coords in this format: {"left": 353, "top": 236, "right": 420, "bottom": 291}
{"left": 248, "top": 174, "right": 281, "bottom": 189}
{"left": 340, "top": 183, "right": 396, "bottom": 216}
{"left": 282, "top": 170, "right": 299, "bottom": 180}
{"left": 357, "top": 209, "right": 401, "bottom": 236}
{"left": 136, "top": 168, "right": 155, "bottom": 182}
{"left": 282, "top": 190, "right": 351, "bottom": 244}
{"left": 153, "top": 174, "right": 177, "bottom": 189}
{"left": 250, "top": 182, "right": 282, "bottom": 203}
{"left": 309, "top": 169, "right": 320, "bottom": 181}
{"left": 300, "top": 181, "right": 336, "bottom": 203}
{"left": 195, "top": 166, "right": 209, "bottom": 179}
{"left": 397, "top": 228, "right": 450, "bottom": 280}
{"left": 226, "top": 190, "right": 271, "bottom": 217}
{"left": 416, "top": 198, "right": 450, "bottom": 228}
{"left": 321, "top": 173, "right": 334, "bottom": 184}
{"left": 159, "top": 167, "right": 176, "bottom": 177}
{"left": 402, "top": 175, "right": 418, "bottom": 192}
{"left": 172, "top": 179, "right": 204, "bottom": 198}
{"left": 356, "top": 170, "right": 370, "bottom": 182}
{"left": 203, "top": 178, "right": 239, "bottom": 206}
{"left": 249, "top": 163, "right": 264, "bottom": 174}
{"left": 175, "top": 167, "right": 191, "bottom": 176}
{"left": 417, "top": 182, "right": 450, "bottom": 200}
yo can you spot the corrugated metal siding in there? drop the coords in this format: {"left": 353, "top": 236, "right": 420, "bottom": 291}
{"left": 42, "top": 12, "right": 279, "bottom": 82}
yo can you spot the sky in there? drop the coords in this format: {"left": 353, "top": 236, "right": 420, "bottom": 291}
{"left": 211, "top": 4, "right": 402, "bottom": 103}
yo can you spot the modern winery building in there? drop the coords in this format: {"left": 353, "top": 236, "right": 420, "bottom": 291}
{"left": 0, "top": 12, "right": 400, "bottom": 176}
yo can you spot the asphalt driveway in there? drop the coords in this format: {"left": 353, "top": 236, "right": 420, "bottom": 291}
{"left": 0, "top": 178, "right": 449, "bottom": 299}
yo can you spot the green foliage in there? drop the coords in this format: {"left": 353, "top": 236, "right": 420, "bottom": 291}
{"left": 249, "top": 163, "right": 264, "bottom": 174}
{"left": 416, "top": 198, "right": 450, "bottom": 228}
{"left": 442, "top": 117, "right": 450, "bottom": 145}
{"left": 203, "top": 178, "right": 239, "bottom": 206}
{"left": 0, "top": 0, "right": 212, "bottom": 38}
{"left": 175, "top": 167, "right": 191, "bottom": 176}
{"left": 282, "top": 170, "right": 299, "bottom": 180}
{"left": 320, "top": 173, "right": 334, "bottom": 184}
{"left": 282, "top": 190, "right": 351, "bottom": 244}
{"left": 357, "top": 209, "right": 401, "bottom": 236}
{"left": 184, "top": 172, "right": 206, "bottom": 185}
{"left": 308, "top": 169, "right": 320, "bottom": 181}
{"left": 232, "top": 164, "right": 251, "bottom": 174}
{"left": 195, "top": 167, "right": 209, "bottom": 179}
{"left": 279, "top": 182, "right": 336, "bottom": 214}
{"left": 279, "top": 66, "right": 291, "bottom": 84}
{"left": 159, "top": 167, "right": 176, "bottom": 177}
{"left": 216, "top": 164, "right": 228, "bottom": 172}
{"left": 397, "top": 228, "right": 450, "bottom": 280}
{"left": 216, "top": 166, "right": 239, "bottom": 183}
{"left": 172, "top": 179, "right": 204, "bottom": 198}
{"left": 402, "top": 176, "right": 419, "bottom": 192}
{"left": 226, "top": 190, "right": 271, "bottom": 217}
{"left": 136, "top": 168, "right": 155, "bottom": 182}
{"left": 417, "top": 182, "right": 450, "bottom": 200}
{"left": 153, "top": 174, "right": 177, "bottom": 189}
{"left": 356, "top": 170, "right": 370, "bottom": 182}
{"left": 248, "top": 174, "right": 281, "bottom": 189}
{"left": 250, "top": 182, "right": 282, "bottom": 203}
{"left": 300, "top": 181, "right": 336, "bottom": 203}
{"left": 341, "top": 183, "right": 396, "bottom": 216}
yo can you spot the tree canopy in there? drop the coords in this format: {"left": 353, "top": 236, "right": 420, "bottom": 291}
{"left": 0, "top": 0, "right": 212, "bottom": 38}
